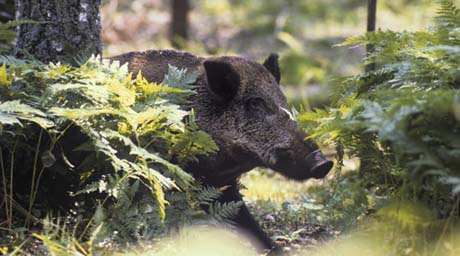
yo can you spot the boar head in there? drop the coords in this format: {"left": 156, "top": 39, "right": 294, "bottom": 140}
{"left": 193, "top": 53, "right": 333, "bottom": 181}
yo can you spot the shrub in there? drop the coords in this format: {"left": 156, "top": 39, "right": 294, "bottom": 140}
{"left": 0, "top": 56, "right": 242, "bottom": 254}
{"left": 300, "top": 0, "right": 460, "bottom": 216}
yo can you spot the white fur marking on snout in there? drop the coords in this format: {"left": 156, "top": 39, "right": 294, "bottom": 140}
{"left": 280, "top": 107, "right": 294, "bottom": 120}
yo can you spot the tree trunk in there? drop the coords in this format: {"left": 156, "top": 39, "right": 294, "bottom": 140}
{"left": 170, "top": 0, "right": 190, "bottom": 49}
{"left": 365, "top": 0, "right": 377, "bottom": 72}
{"left": 14, "top": 0, "right": 102, "bottom": 63}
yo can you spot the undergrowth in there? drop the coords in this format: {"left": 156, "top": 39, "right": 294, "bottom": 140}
{"left": 296, "top": 0, "right": 460, "bottom": 254}
{"left": 0, "top": 56, "right": 241, "bottom": 255}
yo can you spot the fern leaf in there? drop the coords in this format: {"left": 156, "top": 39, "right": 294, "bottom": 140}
{"left": 209, "top": 201, "right": 243, "bottom": 224}
{"left": 0, "top": 100, "right": 53, "bottom": 128}
{"left": 47, "top": 83, "right": 111, "bottom": 105}
{"left": 152, "top": 175, "right": 168, "bottom": 221}
{"left": 436, "top": 0, "right": 460, "bottom": 28}
{"left": 197, "top": 186, "right": 223, "bottom": 205}
{"left": 103, "top": 130, "right": 194, "bottom": 189}
{"left": 0, "top": 55, "right": 42, "bottom": 66}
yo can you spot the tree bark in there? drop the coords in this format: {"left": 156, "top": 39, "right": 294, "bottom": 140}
{"left": 14, "top": 0, "right": 102, "bottom": 63}
{"left": 170, "top": 0, "right": 190, "bottom": 49}
{"left": 365, "top": 0, "right": 377, "bottom": 72}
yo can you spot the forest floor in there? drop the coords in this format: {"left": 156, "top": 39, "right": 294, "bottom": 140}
{"left": 241, "top": 169, "right": 341, "bottom": 255}
{"left": 8, "top": 171, "right": 348, "bottom": 256}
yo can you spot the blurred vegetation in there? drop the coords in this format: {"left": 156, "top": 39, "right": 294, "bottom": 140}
{"left": 101, "top": 0, "right": 437, "bottom": 111}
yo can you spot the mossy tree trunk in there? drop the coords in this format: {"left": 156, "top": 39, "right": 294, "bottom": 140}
{"left": 14, "top": 0, "right": 102, "bottom": 63}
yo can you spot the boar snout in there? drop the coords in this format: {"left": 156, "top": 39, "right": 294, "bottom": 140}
{"left": 270, "top": 147, "right": 333, "bottom": 180}
{"left": 306, "top": 149, "right": 334, "bottom": 179}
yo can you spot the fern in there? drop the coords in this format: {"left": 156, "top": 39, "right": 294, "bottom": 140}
{"left": 197, "top": 185, "right": 224, "bottom": 205}
{"left": 208, "top": 201, "right": 244, "bottom": 224}
{"left": 195, "top": 185, "right": 243, "bottom": 225}
{"left": 301, "top": 0, "right": 460, "bottom": 215}
{"left": 436, "top": 0, "right": 460, "bottom": 28}
{"left": 0, "top": 55, "right": 37, "bottom": 66}
{"left": 0, "top": 54, "right": 219, "bottom": 251}
{"left": 162, "top": 64, "right": 198, "bottom": 104}
{"left": 0, "top": 100, "right": 53, "bottom": 128}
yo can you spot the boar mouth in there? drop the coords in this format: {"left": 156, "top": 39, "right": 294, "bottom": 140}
{"left": 270, "top": 149, "right": 333, "bottom": 180}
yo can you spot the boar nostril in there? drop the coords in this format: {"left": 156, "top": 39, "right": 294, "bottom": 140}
{"left": 311, "top": 160, "right": 333, "bottom": 178}
{"left": 306, "top": 150, "right": 334, "bottom": 179}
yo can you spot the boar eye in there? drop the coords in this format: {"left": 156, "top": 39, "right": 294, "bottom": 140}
{"left": 246, "top": 98, "right": 274, "bottom": 115}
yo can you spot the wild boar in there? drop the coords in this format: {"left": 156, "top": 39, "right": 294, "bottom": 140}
{"left": 109, "top": 50, "right": 333, "bottom": 252}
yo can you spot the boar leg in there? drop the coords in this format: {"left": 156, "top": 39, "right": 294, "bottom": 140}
{"left": 204, "top": 180, "right": 277, "bottom": 252}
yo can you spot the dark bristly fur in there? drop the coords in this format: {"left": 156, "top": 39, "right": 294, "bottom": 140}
{"left": 109, "top": 49, "right": 333, "bottom": 252}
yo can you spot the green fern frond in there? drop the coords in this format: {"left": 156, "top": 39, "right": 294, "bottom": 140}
{"left": 197, "top": 185, "right": 223, "bottom": 205}
{"left": 0, "top": 100, "right": 54, "bottom": 128}
{"left": 436, "top": 0, "right": 460, "bottom": 28}
{"left": 300, "top": 0, "right": 460, "bottom": 210}
{"left": 208, "top": 201, "right": 243, "bottom": 224}
{"left": 0, "top": 55, "right": 35, "bottom": 66}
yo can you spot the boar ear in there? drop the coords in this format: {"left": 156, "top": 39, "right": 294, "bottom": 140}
{"left": 263, "top": 53, "right": 280, "bottom": 84}
{"left": 203, "top": 60, "right": 240, "bottom": 104}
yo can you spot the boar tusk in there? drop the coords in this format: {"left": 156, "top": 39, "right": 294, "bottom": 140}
{"left": 280, "top": 107, "right": 294, "bottom": 120}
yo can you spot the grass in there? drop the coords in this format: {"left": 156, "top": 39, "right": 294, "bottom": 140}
{"left": 240, "top": 168, "right": 324, "bottom": 203}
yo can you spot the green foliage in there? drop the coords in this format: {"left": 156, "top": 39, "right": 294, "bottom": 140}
{"left": 208, "top": 0, "right": 364, "bottom": 34}
{"left": 248, "top": 170, "right": 377, "bottom": 245}
{"left": 0, "top": 21, "right": 20, "bottom": 54}
{"left": 196, "top": 185, "right": 224, "bottom": 205}
{"left": 277, "top": 32, "right": 329, "bottom": 86}
{"left": 300, "top": 0, "right": 460, "bottom": 217}
{"left": 87, "top": 178, "right": 170, "bottom": 243}
{"left": 0, "top": 56, "right": 234, "bottom": 253}
{"left": 32, "top": 216, "right": 94, "bottom": 256}
{"left": 436, "top": 0, "right": 460, "bottom": 28}
{"left": 196, "top": 185, "right": 243, "bottom": 225}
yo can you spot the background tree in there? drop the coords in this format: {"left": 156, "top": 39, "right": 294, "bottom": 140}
{"left": 14, "top": 0, "right": 102, "bottom": 63}
{"left": 170, "top": 0, "right": 190, "bottom": 49}
{"left": 366, "top": 0, "right": 377, "bottom": 72}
